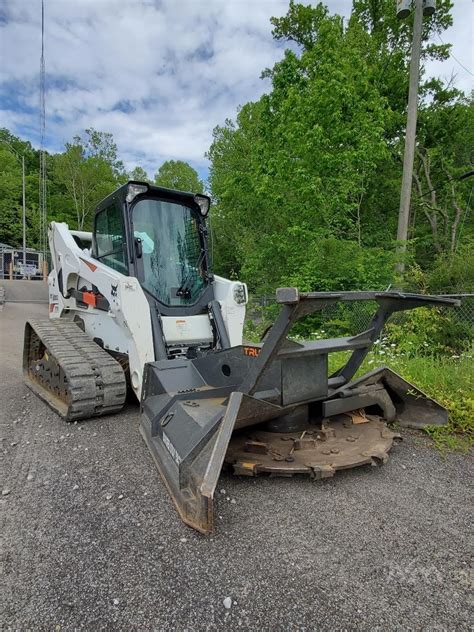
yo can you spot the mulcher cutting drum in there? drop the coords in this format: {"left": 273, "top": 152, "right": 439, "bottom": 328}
{"left": 140, "top": 289, "right": 454, "bottom": 533}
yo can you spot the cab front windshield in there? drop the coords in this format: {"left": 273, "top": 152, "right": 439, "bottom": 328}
{"left": 133, "top": 198, "right": 206, "bottom": 306}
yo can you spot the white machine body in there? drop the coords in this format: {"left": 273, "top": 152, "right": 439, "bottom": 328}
{"left": 47, "top": 222, "right": 247, "bottom": 399}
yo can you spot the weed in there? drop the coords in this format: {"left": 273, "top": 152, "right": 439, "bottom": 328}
{"left": 244, "top": 314, "right": 473, "bottom": 452}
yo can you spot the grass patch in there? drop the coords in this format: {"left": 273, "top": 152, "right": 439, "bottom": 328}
{"left": 353, "top": 350, "right": 473, "bottom": 453}
{"left": 244, "top": 317, "right": 473, "bottom": 452}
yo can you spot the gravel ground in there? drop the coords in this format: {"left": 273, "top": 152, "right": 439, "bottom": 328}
{"left": 1, "top": 302, "right": 472, "bottom": 631}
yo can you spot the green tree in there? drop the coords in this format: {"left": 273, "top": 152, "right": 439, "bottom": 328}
{"left": 80, "top": 128, "right": 126, "bottom": 180}
{"left": 0, "top": 148, "right": 23, "bottom": 246}
{"left": 209, "top": 3, "right": 390, "bottom": 292}
{"left": 0, "top": 128, "right": 41, "bottom": 249}
{"left": 130, "top": 166, "right": 150, "bottom": 182}
{"left": 154, "top": 160, "right": 204, "bottom": 193}
{"left": 350, "top": 0, "right": 454, "bottom": 118}
{"left": 208, "top": 0, "right": 466, "bottom": 294}
{"left": 52, "top": 129, "right": 122, "bottom": 230}
{"left": 411, "top": 97, "right": 474, "bottom": 257}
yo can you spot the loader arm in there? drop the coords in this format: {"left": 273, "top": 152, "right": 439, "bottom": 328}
{"left": 47, "top": 221, "right": 154, "bottom": 399}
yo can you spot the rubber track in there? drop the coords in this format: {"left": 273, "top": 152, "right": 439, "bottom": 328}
{"left": 24, "top": 319, "right": 126, "bottom": 421}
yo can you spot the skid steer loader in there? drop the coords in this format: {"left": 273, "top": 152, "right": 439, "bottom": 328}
{"left": 23, "top": 180, "right": 459, "bottom": 533}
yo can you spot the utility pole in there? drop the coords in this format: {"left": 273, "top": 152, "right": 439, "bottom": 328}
{"left": 22, "top": 155, "right": 26, "bottom": 265}
{"left": 395, "top": 0, "right": 424, "bottom": 279}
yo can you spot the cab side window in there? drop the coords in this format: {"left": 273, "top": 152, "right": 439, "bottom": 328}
{"left": 94, "top": 203, "right": 128, "bottom": 274}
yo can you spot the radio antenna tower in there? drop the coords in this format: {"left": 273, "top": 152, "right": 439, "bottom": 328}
{"left": 39, "top": 0, "right": 47, "bottom": 256}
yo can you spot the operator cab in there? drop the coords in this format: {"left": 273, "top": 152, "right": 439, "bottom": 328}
{"left": 92, "top": 181, "right": 213, "bottom": 314}
{"left": 91, "top": 181, "right": 228, "bottom": 360}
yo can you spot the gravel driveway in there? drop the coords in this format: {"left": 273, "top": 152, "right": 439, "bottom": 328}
{"left": 1, "top": 302, "right": 472, "bottom": 630}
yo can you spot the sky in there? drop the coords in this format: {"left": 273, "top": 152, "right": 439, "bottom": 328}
{"left": 0, "top": 0, "right": 472, "bottom": 181}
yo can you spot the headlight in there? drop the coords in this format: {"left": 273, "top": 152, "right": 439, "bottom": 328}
{"left": 194, "top": 194, "right": 211, "bottom": 217}
{"left": 233, "top": 284, "right": 247, "bottom": 305}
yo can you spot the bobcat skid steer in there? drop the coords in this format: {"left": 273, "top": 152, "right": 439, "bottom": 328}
{"left": 23, "top": 181, "right": 459, "bottom": 533}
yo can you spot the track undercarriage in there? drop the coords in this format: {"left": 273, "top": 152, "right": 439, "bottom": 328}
{"left": 23, "top": 319, "right": 126, "bottom": 421}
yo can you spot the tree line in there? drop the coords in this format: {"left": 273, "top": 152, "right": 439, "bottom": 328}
{"left": 0, "top": 0, "right": 472, "bottom": 293}
{"left": 0, "top": 127, "right": 203, "bottom": 244}
{"left": 207, "top": 0, "right": 473, "bottom": 293}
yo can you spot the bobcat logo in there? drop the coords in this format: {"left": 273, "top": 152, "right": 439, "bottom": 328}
{"left": 110, "top": 284, "right": 118, "bottom": 297}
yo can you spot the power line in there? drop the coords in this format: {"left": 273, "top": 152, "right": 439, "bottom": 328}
{"left": 437, "top": 33, "right": 474, "bottom": 77}
{"left": 416, "top": 170, "right": 474, "bottom": 199}
{"left": 39, "top": 0, "right": 47, "bottom": 257}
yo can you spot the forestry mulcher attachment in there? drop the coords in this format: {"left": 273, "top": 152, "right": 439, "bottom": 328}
{"left": 23, "top": 181, "right": 459, "bottom": 533}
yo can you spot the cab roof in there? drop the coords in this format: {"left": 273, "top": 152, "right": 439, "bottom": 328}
{"left": 94, "top": 181, "right": 210, "bottom": 216}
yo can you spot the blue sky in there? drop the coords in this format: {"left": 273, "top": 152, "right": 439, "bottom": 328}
{"left": 0, "top": 0, "right": 472, "bottom": 182}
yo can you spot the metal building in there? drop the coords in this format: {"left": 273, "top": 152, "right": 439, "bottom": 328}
{"left": 0, "top": 243, "right": 45, "bottom": 280}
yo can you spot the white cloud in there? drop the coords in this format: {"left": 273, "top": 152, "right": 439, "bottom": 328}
{"left": 0, "top": 0, "right": 471, "bottom": 179}
{"left": 425, "top": 0, "right": 473, "bottom": 96}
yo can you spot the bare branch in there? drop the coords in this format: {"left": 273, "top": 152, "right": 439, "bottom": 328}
{"left": 450, "top": 181, "right": 464, "bottom": 253}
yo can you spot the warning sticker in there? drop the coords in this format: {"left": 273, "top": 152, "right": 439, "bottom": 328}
{"left": 163, "top": 432, "right": 182, "bottom": 466}
{"left": 175, "top": 319, "right": 188, "bottom": 335}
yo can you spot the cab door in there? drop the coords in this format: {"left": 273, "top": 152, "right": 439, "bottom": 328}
{"left": 93, "top": 200, "right": 129, "bottom": 275}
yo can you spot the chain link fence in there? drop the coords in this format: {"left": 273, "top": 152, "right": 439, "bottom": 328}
{"left": 247, "top": 293, "right": 474, "bottom": 349}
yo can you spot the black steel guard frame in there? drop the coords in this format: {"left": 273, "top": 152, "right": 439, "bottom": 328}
{"left": 242, "top": 289, "right": 460, "bottom": 399}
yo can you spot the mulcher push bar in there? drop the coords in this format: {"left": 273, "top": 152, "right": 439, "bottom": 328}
{"left": 140, "top": 289, "right": 459, "bottom": 533}
{"left": 245, "top": 289, "right": 460, "bottom": 397}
